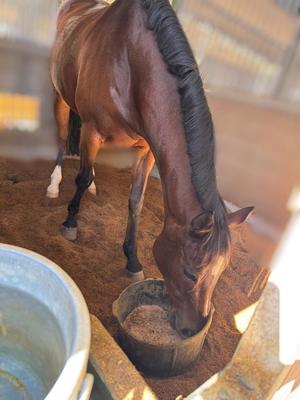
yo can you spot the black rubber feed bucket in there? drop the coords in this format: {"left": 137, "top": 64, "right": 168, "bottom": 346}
{"left": 112, "top": 279, "right": 214, "bottom": 377}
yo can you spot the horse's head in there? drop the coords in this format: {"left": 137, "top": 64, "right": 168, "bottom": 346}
{"left": 153, "top": 206, "right": 253, "bottom": 338}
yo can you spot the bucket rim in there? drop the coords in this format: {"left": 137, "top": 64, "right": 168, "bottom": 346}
{"left": 113, "top": 278, "right": 215, "bottom": 349}
{"left": 0, "top": 243, "right": 91, "bottom": 400}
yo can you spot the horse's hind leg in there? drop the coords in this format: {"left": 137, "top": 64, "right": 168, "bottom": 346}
{"left": 123, "top": 147, "right": 155, "bottom": 280}
{"left": 88, "top": 167, "right": 97, "bottom": 195}
{"left": 46, "top": 94, "right": 69, "bottom": 199}
{"left": 46, "top": 94, "right": 98, "bottom": 199}
{"left": 61, "top": 123, "right": 102, "bottom": 241}
{"left": 46, "top": 142, "right": 65, "bottom": 198}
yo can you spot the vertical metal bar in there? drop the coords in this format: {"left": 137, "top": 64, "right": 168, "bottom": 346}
{"left": 273, "top": 19, "right": 300, "bottom": 97}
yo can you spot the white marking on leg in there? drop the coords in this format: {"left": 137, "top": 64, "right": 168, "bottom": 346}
{"left": 88, "top": 168, "right": 97, "bottom": 195}
{"left": 46, "top": 165, "right": 62, "bottom": 198}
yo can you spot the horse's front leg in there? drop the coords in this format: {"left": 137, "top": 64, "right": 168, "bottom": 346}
{"left": 61, "top": 123, "right": 102, "bottom": 241}
{"left": 123, "top": 147, "right": 155, "bottom": 280}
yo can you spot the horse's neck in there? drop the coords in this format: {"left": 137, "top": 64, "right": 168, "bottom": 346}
{"left": 143, "top": 99, "right": 210, "bottom": 228}
{"left": 154, "top": 138, "right": 203, "bottom": 228}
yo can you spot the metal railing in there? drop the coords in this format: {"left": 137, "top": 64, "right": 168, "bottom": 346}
{"left": 0, "top": 0, "right": 57, "bottom": 47}
{"left": 0, "top": 0, "right": 57, "bottom": 132}
{"left": 178, "top": 0, "right": 300, "bottom": 106}
{"left": 0, "top": 0, "right": 299, "bottom": 109}
{"left": 275, "top": 0, "right": 300, "bottom": 15}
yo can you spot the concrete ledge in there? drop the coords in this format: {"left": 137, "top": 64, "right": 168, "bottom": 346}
{"left": 89, "top": 315, "right": 157, "bottom": 400}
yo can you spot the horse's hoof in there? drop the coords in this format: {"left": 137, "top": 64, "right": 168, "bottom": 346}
{"left": 46, "top": 190, "right": 59, "bottom": 199}
{"left": 61, "top": 226, "right": 78, "bottom": 241}
{"left": 127, "top": 270, "right": 145, "bottom": 282}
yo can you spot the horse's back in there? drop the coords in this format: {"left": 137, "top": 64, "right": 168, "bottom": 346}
{"left": 51, "top": 0, "right": 111, "bottom": 103}
{"left": 51, "top": 0, "right": 174, "bottom": 144}
{"left": 52, "top": 0, "right": 146, "bottom": 133}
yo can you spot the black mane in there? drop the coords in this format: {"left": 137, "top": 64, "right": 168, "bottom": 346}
{"left": 141, "top": 0, "right": 231, "bottom": 275}
{"left": 141, "top": 0, "right": 221, "bottom": 213}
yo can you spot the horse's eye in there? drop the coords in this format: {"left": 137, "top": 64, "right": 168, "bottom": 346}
{"left": 183, "top": 268, "right": 197, "bottom": 283}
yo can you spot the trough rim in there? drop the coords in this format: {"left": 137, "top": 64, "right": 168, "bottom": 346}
{"left": 0, "top": 243, "right": 91, "bottom": 400}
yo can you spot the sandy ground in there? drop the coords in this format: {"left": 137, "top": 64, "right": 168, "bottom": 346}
{"left": 0, "top": 158, "right": 266, "bottom": 399}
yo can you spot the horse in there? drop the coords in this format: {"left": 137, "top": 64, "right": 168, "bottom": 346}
{"left": 48, "top": 0, "right": 253, "bottom": 337}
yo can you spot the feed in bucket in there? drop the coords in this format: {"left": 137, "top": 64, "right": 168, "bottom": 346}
{"left": 123, "top": 305, "right": 182, "bottom": 346}
{"left": 113, "top": 279, "right": 214, "bottom": 377}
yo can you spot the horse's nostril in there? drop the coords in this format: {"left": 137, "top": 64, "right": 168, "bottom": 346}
{"left": 180, "top": 328, "right": 194, "bottom": 338}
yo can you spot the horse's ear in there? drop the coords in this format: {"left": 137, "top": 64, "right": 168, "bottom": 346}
{"left": 190, "top": 211, "right": 214, "bottom": 236}
{"left": 227, "top": 207, "right": 254, "bottom": 227}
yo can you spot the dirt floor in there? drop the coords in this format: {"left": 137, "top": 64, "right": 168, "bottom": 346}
{"left": 0, "top": 158, "right": 266, "bottom": 400}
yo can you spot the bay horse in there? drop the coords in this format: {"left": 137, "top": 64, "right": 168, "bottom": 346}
{"left": 48, "top": 0, "right": 253, "bottom": 337}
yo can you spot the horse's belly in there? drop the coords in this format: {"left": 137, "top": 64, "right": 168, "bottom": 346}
{"left": 103, "top": 131, "right": 142, "bottom": 149}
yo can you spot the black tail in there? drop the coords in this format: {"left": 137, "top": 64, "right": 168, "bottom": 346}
{"left": 66, "top": 109, "right": 81, "bottom": 156}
